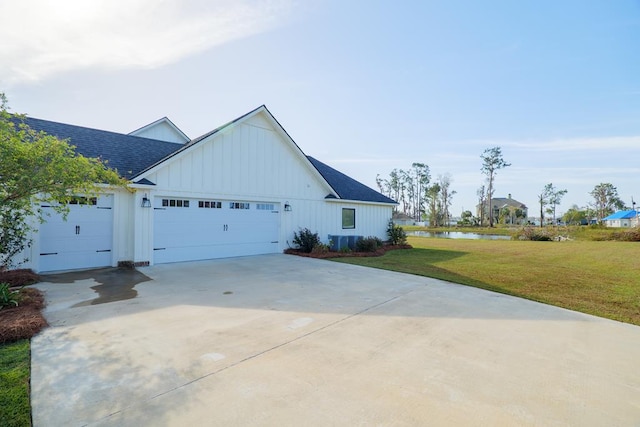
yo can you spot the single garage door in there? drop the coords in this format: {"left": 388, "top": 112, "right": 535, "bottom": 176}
{"left": 39, "top": 195, "right": 114, "bottom": 272}
{"left": 153, "top": 197, "right": 279, "bottom": 264}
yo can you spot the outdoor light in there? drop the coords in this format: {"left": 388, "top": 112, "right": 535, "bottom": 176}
{"left": 141, "top": 194, "right": 152, "bottom": 208}
{"left": 284, "top": 202, "right": 292, "bottom": 212}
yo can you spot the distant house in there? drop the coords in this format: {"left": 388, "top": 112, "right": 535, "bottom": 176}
{"left": 392, "top": 212, "right": 415, "bottom": 226}
{"left": 477, "top": 194, "right": 528, "bottom": 225}
{"left": 602, "top": 210, "right": 639, "bottom": 228}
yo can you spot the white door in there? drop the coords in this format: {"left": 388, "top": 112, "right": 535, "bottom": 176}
{"left": 153, "top": 198, "right": 279, "bottom": 264}
{"left": 39, "top": 195, "right": 114, "bottom": 272}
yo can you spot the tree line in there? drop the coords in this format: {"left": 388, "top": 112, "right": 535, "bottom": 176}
{"left": 376, "top": 146, "right": 632, "bottom": 227}
{"left": 375, "top": 163, "right": 456, "bottom": 226}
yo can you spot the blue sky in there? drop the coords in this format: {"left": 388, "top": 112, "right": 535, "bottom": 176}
{"left": 2, "top": 1, "right": 639, "bottom": 216}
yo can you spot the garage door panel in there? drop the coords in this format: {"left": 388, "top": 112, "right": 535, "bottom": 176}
{"left": 154, "top": 198, "right": 279, "bottom": 264}
{"left": 38, "top": 195, "right": 113, "bottom": 272}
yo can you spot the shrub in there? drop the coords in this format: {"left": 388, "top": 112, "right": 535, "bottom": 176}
{"left": 0, "top": 283, "right": 20, "bottom": 310}
{"left": 514, "top": 227, "right": 553, "bottom": 241}
{"left": 356, "top": 236, "right": 383, "bottom": 252}
{"left": 292, "top": 228, "right": 321, "bottom": 253}
{"left": 609, "top": 229, "right": 640, "bottom": 242}
{"left": 311, "top": 243, "right": 330, "bottom": 254}
{"left": 386, "top": 221, "right": 407, "bottom": 245}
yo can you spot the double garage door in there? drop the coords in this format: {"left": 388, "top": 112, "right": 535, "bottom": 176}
{"left": 39, "top": 195, "right": 114, "bottom": 272}
{"left": 153, "top": 197, "right": 280, "bottom": 264}
{"left": 37, "top": 195, "right": 279, "bottom": 271}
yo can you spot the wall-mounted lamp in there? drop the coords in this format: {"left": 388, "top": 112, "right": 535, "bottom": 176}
{"left": 141, "top": 193, "right": 152, "bottom": 208}
{"left": 284, "top": 202, "right": 292, "bottom": 212}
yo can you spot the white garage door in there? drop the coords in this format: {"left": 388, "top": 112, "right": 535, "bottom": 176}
{"left": 153, "top": 198, "right": 279, "bottom": 264}
{"left": 39, "top": 195, "right": 114, "bottom": 272}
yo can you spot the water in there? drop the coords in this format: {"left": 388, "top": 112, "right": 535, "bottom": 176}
{"left": 408, "top": 231, "right": 511, "bottom": 240}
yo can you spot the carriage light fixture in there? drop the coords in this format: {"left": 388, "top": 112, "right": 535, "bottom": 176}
{"left": 141, "top": 194, "right": 152, "bottom": 208}
{"left": 284, "top": 202, "right": 292, "bottom": 212}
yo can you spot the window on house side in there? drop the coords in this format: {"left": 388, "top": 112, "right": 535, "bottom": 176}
{"left": 342, "top": 208, "right": 355, "bottom": 229}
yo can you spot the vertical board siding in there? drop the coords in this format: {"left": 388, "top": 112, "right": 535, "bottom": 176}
{"left": 151, "top": 121, "right": 329, "bottom": 200}
{"left": 135, "top": 111, "right": 394, "bottom": 261}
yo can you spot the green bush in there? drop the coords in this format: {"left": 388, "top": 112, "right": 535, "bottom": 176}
{"left": 356, "top": 236, "right": 383, "bottom": 252}
{"left": 0, "top": 283, "right": 20, "bottom": 310}
{"left": 292, "top": 228, "right": 321, "bottom": 253}
{"left": 386, "top": 221, "right": 407, "bottom": 245}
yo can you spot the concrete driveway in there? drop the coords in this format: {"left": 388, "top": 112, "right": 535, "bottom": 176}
{"left": 32, "top": 254, "right": 640, "bottom": 426}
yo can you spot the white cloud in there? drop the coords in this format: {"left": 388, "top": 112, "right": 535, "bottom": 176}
{"left": 507, "top": 135, "right": 640, "bottom": 152}
{"left": 0, "top": 0, "right": 293, "bottom": 85}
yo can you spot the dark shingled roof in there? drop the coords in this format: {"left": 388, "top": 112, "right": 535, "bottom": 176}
{"left": 18, "top": 115, "right": 396, "bottom": 205}
{"left": 22, "top": 117, "right": 183, "bottom": 179}
{"left": 307, "top": 156, "right": 396, "bottom": 204}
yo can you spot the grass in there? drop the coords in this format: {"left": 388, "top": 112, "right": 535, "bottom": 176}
{"left": 0, "top": 339, "right": 31, "bottom": 427}
{"left": 333, "top": 236, "right": 640, "bottom": 325}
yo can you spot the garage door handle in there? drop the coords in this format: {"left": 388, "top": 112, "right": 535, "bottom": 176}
{"left": 96, "top": 250, "right": 111, "bottom": 253}
{"left": 40, "top": 252, "right": 58, "bottom": 256}
{"left": 76, "top": 225, "right": 80, "bottom": 235}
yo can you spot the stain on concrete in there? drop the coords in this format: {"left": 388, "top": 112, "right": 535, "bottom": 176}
{"left": 41, "top": 267, "right": 152, "bottom": 306}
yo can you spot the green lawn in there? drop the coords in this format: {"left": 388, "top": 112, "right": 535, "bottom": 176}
{"left": 0, "top": 339, "right": 31, "bottom": 427}
{"left": 333, "top": 236, "right": 640, "bottom": 325}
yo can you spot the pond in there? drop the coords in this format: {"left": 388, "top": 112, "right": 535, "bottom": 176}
{"left": 408, "top": 231, "right": 512, "bottom": 240}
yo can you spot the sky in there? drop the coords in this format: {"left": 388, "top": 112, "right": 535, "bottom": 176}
{"left": 2, "top": 0, "right": 640, "bottom": 217}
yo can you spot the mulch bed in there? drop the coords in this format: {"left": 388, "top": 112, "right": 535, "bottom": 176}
{"left": 0, "top": 269, "right": 40, "bottom": 288}
{"left": 284, "top": 244, "right": 412, "bottom": 259}
{"left": 0, "top": 270, "right": 48, "bottom": 344}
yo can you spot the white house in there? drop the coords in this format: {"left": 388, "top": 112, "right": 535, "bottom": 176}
{"left": 17, "top": 106, "right": 396, "bottom": 272}
{"left": 602, "top": 210, "right": 639, "bottom": 228}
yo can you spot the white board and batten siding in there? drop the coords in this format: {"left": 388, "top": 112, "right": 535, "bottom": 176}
{"left": 136, "top": 112, "right": 338, "bottom": 264}
{"left": 134, "top": 111, "right": 393, "bottom": 264}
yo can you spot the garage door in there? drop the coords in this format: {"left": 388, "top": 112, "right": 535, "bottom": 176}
{"left": 153, "top": 198, "right": 279, "bottom": 264}
{"left": 39, "top": 195, "right": 114, "bottom": 272}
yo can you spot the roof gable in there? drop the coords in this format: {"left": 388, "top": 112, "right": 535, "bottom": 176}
{"left": 21, "top": 117, "right": 183, "bottom": 179}
{"left": 128, "top": 117, "right": 190, "bottom": 144}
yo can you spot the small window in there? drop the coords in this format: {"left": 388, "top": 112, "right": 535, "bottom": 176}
{"left": 66, "top": 196, "right": 97, "bottom": 205}
{"left": 342, "top": 208, "right": 355, "bottom": 229}
{"left": 256, "top": 203, "right": 275, "bottom": 211}
{"left": 230, "top": 202, "right": 250, "bottom": 210}
{"left": 198, "top": 200, "right": 222, "bottom": 209}
{"left": 163, "top": 198, "right": 190, "bottom": 208}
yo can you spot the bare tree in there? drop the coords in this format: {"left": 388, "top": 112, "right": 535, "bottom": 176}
{"left": 438, "top": 174, "right": 456, "bottom": 227}
{"left": 590, "top": 183, "right": 625, "bottom": 222}
{"left": 538, "top": 184, "right": 552, "bottom": 227}
{"left": 425, "top": 183, "right": 441, "bottom": 226}
{"left": 480, "top": 147, "right": 511, "bottom": 227}
{"left": 547, "top": 184, "right": 567, "bottom": 225}
{"left": 477, "top": 185, "right": 486, "bottom": 226}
